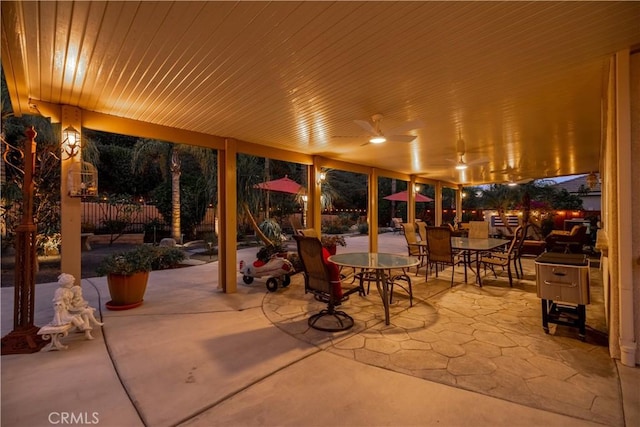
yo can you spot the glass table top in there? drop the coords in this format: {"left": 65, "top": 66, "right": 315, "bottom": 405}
{"left": 412, "top": 237, "right": 509, "bottom": 251}
{"left": 451, "top": 237, "right": 509, "bottom": 251}
{"left": 328, "top": 252, "right": 420, "bottom": 269}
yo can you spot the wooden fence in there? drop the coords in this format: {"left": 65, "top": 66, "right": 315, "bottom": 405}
{"left": 81, "top": 202, "right": 216, "bottom": 234}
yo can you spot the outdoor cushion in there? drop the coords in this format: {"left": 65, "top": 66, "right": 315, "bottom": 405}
{"left": 321, "top": 247, "right": 343, "bottom": 298}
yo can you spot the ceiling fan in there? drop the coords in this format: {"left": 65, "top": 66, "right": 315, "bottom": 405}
{"left": 504, "top": 173, "right": 532, "bottom": 186}
{"left": 490, "top": 163, "right": 530, "bottom": 185}
{"left": 350, "top": 114, "right": 424, "bottom": 145}
{"left": 446, "top": 132, "right": 488, "bottom": 170}
{"left": 491, "top": 161, "right": 559, "bottom": 184}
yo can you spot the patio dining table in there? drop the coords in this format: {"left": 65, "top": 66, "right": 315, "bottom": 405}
{"left": 328, "top": 252, "right": 419, "bottom": 325}
{"left": 412, "top": 237, "right": 509, "bottom": 286}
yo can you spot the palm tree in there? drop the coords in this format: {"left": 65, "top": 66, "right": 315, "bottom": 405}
{"left": 132, "top": 139, "right": 216, "bottom": 242}
{"left": 480, "top": 184, "right": 520, "bottom": 235}
{"left": 236, "top": 154, "right": 267, "bottom": 227}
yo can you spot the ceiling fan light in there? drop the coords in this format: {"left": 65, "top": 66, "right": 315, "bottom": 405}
{"left": 455, "top": 163, "right": 467, "bottom": 171}
{"left": 369, "top": 135, "right": 386, "bottom": 144}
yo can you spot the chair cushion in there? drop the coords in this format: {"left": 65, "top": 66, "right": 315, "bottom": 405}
{"left": 321, "top": 247, "right": 343, "bottom": 298}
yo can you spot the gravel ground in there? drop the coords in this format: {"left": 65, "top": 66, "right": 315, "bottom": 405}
{"left": 1, "top": 243, "right": 218, "bottom": 287}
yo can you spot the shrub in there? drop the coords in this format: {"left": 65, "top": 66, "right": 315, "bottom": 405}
{"left": 96, "top": 245, "right": 185, "bottom": 276}
{"left": 258, "top": 219, "right": 284, "bottom": 244}
{"left": 149, "top": 246, "right": 186, "bottom": 270}
{"left": 358, "top": 222, "right": 369, "bottom": 235}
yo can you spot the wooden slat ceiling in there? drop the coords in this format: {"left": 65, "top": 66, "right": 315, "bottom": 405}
{"left": 2, "top": 1, "right": 639, "bottom": 185}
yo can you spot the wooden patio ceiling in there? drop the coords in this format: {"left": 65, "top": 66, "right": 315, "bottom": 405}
{"left": 2, "top": 1, "right": 639, "bottom": 185}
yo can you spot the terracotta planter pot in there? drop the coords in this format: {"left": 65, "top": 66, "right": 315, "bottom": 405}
{"left": 105, "top": 271, "right": 149, "bottom": 310}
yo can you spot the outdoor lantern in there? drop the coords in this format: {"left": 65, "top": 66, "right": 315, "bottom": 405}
{"left": 586, "top": 172, "right": 598, "bottom": 190}
{"left": 62, "top": 125, "right": 82, "bottom": 159}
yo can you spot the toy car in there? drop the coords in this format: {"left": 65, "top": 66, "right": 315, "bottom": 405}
{"left": 239, "top": 255, "right": 295, "bottom": 292}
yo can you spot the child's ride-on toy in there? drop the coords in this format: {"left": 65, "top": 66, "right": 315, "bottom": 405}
{"left": 239, "top": 254, "right": 294, "bottom": 292}
{"left": 240, "top": 203, "right": 301, "bottom": 292}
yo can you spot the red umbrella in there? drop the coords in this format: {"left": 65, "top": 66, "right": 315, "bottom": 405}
{"left": 253, "top": 175, "right": 303, "bottom": 194}
{"left": 384, "top": 190, "right": 433, "bottom": 202}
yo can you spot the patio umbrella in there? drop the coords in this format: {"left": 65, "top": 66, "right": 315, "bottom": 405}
{"left": 253, "top": 175, "right": 302, "bottom": 194}
{"left": 254, "top": 175, "right": 304, "bottom": 219}
{"left": 383, "top": 190, "right": 433, "bottom": 202}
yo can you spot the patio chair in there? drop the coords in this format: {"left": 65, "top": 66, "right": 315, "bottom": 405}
{"left": 388, "top": 271, "right": 413, "bottom": 306}
{"left": 416, "top": 221, "right": 428, "bottom": 242}
{"left": 289, "top": 216, "right": 303, "bottom": 235}
{"left": 401, "top": 223, "right": 427, "bottom": 276}
{"left": 293, "top": 235, "right": 362, "bottom": 331}
{"left": 468, "top": 221, "right": 489, "bottom": 239}
{"left": 298, "top": 228, "right": 318, "bottom": 238}
{"left": 545, "top": 225, "right": 587, "bottom": 253}
{"left": 426, "top": 226, "right": 461, "bottom": 287}
{"left": 512, "top": 224, "right": 529, "bottom": 278}
{"left": 391, "top": 217, "right": 403, "bottom": 234}
{"left": 479, "top": 225, "right": 523, "bottom": 287}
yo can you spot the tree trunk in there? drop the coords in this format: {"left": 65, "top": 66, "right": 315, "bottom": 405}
{"left": 170, "top": 150, "right": 181, "bottom": 242}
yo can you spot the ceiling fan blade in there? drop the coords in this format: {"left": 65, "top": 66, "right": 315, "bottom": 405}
{"left": 387, "top": 134, "right": 417, "bottom": 143}
{"left": 490, "top": 164, "right": 514, "bottom": 174}
{"left": 386, "top": 119, "right": 425, "bottom": 135}
{"left": 467, "top": 157, "right": 490, "bottom": 166}
{"left": 505, "top": 177, "right": 533, "bottom": 185}
{"left": 353, "top": 119, "right": 377, "bottom": 136}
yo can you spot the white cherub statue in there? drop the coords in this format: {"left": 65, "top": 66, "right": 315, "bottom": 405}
{"left": 52, "top": 273, "right": 103, "bottom": 340}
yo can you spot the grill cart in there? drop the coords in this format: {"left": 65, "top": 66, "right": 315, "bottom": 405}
{"left": 535, "top": 252, "right": 590, "bottom": 341}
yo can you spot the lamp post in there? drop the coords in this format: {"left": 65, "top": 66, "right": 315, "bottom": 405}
{"left": 1, "top": 127, "right": 46, "bottom": 354}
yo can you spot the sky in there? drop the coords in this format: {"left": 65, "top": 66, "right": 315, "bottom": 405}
{"left": 552, "top": 174, "right": 586, "bottom": 183}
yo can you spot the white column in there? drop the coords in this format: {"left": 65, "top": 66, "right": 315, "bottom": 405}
{"left": 60, "top": 106, "right": 82, "bottom": 282}
{"left": 615, "top": 49, "right": 636, "bottom": 366}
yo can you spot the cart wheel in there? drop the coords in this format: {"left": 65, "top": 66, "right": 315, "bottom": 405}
{"left": 243, "top": 275, "right": 254, "bottom": 284}
{"left": 266, "top": 278, "right": 279, "bottom": 292}
{"left": 282, "top": 275, "right": 291, "bottom": 287}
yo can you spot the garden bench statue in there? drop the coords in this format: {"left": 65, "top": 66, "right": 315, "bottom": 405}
{"left": 38, "top": 273, "right": 104, "bottom": 351}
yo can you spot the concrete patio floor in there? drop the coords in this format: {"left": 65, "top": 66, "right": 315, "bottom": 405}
{"left": 1, "top": 233, "right": 638, "bottom": 427}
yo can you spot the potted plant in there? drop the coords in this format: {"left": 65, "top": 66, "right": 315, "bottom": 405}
{"left": 320, "top": 234, "right": 347, "bottom": 255}
{"left": 96, "top": 245, "right": 185, "bottom": 310}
